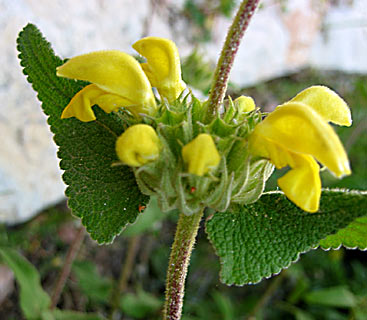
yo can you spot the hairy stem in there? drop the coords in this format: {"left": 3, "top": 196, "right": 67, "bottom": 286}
{"left": 207, "top": 0, "right": 260, "bottom": 118}
{"left": 110, "top": 235, "right": 141, "bottom": 318}
{"left": 163, "top": 209, "right": 204, "bottom": 320}
{"left": 50, "top": 225, "right": 85, "bottom": 309}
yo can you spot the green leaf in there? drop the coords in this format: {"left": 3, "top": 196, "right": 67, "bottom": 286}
{"left": 42, "top": 310, "right": 104, "bottom": 320}
{"left": 0, "top": 248, "right": 51, "bottom": 319}
{"left": 320, "top": 216, "right": 367, "bottom": 250}
{"left": 119, "top": 288, "right": 162, "bottom": 319}
{"left": 304, "top": 286, "right": 357, "bottom": 308}
{"left": 72, "top": 261, "right": 112, "bottom": 304}
{"left": 17, "top": 24, "right": 149, "bottom": 243}
{"left": 277, "top": 303, "right": 315, "bottom": 320}
{"left": 211, "top": 291, "right": 235, "bottom": 320}
{"left": 206, "top": 189, "right": 367, "bottom": 285}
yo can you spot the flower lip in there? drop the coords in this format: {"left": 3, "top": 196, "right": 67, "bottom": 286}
{"left": 56, "top": 50, "right": 156, "bottom": 110}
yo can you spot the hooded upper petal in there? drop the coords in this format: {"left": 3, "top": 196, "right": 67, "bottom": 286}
{"left": 288, "top": 86, "right": 352, "bottom": 126}
{"left": 132, "top": 37, "right": 186, "bottom": 102}
{"left": 253, "top": 102, "right": 351, "bottom": 178}
{"left": 56, "top": 50, "right": 156, "bottom": 113}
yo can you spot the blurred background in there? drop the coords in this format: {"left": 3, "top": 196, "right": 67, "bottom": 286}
{"left": 0, "top": 0, "right": 366, "bottom": 319}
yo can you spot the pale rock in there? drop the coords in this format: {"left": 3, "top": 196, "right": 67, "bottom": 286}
{"left": 310, "top": 0, "right": 367, "bottom": 73}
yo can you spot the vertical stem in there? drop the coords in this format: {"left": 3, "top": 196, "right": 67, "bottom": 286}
{"left": 51, "top": 226, "right": 85, "bottom": 309}
{"left": 207, "top": 0, "right": 260, "bottom": 118}
{"left": 163, "top": 209, "right": 204, "bottom": 320}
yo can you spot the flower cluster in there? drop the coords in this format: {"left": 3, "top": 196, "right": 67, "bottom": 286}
{"left": 57, "top": 37, "right": 352, "bottom": 213}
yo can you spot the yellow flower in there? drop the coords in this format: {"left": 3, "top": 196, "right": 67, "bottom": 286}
{"left": 115, "top": 124, "right": 160, "bottom": 167}
{"left": 133, "top": 37, "right": 186, "bottom": 102}
{"left": 249, "top": 86, "right": 352, "bottom": 212}
{"left": 182, "top": 134, "right": 221, "bottom": 176}
{"left": 57, "top": 37, "right": 185, "bottom": 122}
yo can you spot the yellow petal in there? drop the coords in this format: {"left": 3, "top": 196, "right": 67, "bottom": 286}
{"left": 289, "top": 86, "right": 352, "bottom": 126}
{"left": 56, "top": 50, "right": 156, "bottom": 112}
{"left": 132, "top": 37, "right": 186, "bottom": 102}
{"left": 277, "top": 152, "right": 321, "bottom": 213}
{"left": 234, "top": 96, "right": 255, "bottom": 113}
{"left": 249, "top": 134, "right": 291, "bottom": 169}
{"left": 115, "top": 124, "right": 160, "bottom": 167}
{"left": 182, "top": 134, "right": 221, "bottom": 176}
{"left": 61, "top": 84, "right": 104, "bottom": 122}
{"left": 92, "top": 94, "right": 135, "bottom": 113}
{"left": 253, "top": 102, "right": 351, "bottom": 177}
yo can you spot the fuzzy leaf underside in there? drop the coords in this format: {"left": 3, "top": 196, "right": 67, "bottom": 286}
{"left": 206, "top": 189, "right": 367, "bottom": 285}
{"left": 17, "top": 24, "right": 149, "bottom": 244}
{"left": 320, "top": 215, "right": 367, "bottom": 250}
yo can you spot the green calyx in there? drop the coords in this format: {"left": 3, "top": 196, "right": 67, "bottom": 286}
{"left": 126, "top": 93, "right": 273, "bottom": 215}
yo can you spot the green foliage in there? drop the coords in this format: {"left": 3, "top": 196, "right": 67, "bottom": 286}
{"left": 72, "top": 261, "right": 113, "bottom": 304}
{"left": 182, "top": 50, "right": 214, "bottom": 95}
{"left": 206, "top": 190, "right": 367, "bottom": 285}
{"left": 0, "top": 247, "right": 50, "bottom": 319}
{"left": 183, "top": 0, "right": 211, "bottom": 42}
{"left": 182, "top": 290, "right": 239, "bottom": 320}
{"left": 219, "top": 0, "right": 236, "bottom": 17}
{"left": 182, "top": 0, "right": 236, "bottom": 43}
{"left": 0, "top": 248, "right": 103, "bottom": 320}
{"left": 120, "top": 288, "right": 162, "bottom": 319}
{"left": 17, "top": 24, "right": 148, "bottom": 244}
{"left": 320, "top": 216, "right": 367, "bottom": 250}
{"left": 72, "top": 260, "right": 162, "bottom": 318}
{"left": 304, "top": 286, "right": 357, "bottom": 308}
{"left": 210, "top": 291, "right": 236, "bottom": 320}
{"left": 280, "top": 249, "right": 367, "bottom": 319}
{"left": 41, "top": 310, "right": 103, "bottom": 320}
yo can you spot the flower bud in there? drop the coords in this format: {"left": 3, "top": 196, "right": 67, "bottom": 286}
{"left": 182, "top": 134, "right": 221, "bottom": 176}
{"left": 116, "top": 124, "right": 160, "bottom": 167}
{"left": 234, "top": 96, "right": 255, "bottom": 113}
